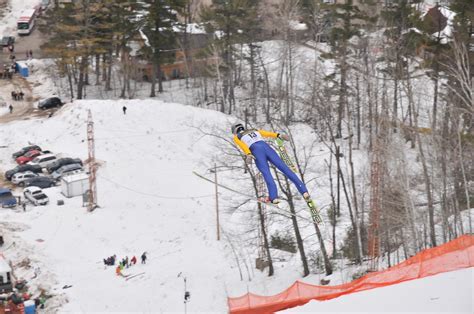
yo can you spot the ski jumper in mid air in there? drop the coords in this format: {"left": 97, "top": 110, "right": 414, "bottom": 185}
{"left": 232, "top": 123, "right": 311, "bottom": 204}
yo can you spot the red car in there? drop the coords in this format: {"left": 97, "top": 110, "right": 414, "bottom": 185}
{"left": 16, "top": 150, "right": 42, "bottom": 165}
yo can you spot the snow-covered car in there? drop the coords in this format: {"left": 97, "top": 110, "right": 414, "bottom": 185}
{"left": 37, "top": 97, "right": 63, "bottom": 110}
{"left": 28, "top": 153, "right": 57, "bottom": 168}
{"left": 0, "top": 188, "right": 16, "bottom": 208}
{"left": 24, "top": 176, "right": 56, "bottom": 189}
{"left": 16, "top": 149, "right": 42, "bottom": 165}
{"left": 51, "top": 163, "right": 83, "bottom": 180}
{"left": 23, "top": 186, "right": 49, "bottom": 206}
{"left": 4, "top": 164, "right": 43, "bottom": 181}
{"left": 47, "top": 157, "right": 83, "bottom": 174}
{"left": 0, "top": 36, "right": 15, "bottom": 47}
{"left": 11, "top": 171, "right": 39, "bottom": 186}
{"left": 11, "top": 145, "right": 42, "bottom": 159}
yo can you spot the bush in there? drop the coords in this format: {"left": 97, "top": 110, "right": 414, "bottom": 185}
{"left": 270, "top": 231, "right": 297, "bottom": 253}
{"left": 341, "top": 225, "right": 368, "bottom": 261}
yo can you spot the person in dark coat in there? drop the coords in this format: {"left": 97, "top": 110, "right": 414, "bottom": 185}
{"left": 8, "top": 104, "right": 13, "bottom": 114}
{"left": 122, "top": 106, "right": 127, "bottom": 115}
{"left": 141, "top": 252, "right": 147, "bottom": 264}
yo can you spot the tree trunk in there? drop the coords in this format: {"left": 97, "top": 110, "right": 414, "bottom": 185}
{"left": 76, "top": 56, "right": 88, "bottom": 99}
{"left": 325, "top": 158, "right": 337, "bottom": 259}
{"left": 66, "top": 63, "right": 74, "bottom": 100}
{"left": 150, "top": 61, "right": 157, "bottom": 97}
{"left": 158, "top": 63, "right": 163, "bottom": 93}
{"left": 287, "top": 189, "right": 310, "bottom": 276}
{"left": 105, "top": 50, "right": 113, "bottom": 91}
{"left": 258, "top": 203, "right": 274, "bottom": 276}
{"left": 95, "top": 54, "right": 100, "bottom": 85}
{"left": 417, "top": 134, "right": 436, "bottom": 247}
{"left": 314, "top": 222, "right": 332, "bottom": 275}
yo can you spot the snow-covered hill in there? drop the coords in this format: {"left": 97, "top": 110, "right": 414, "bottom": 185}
{"left": 0, "top": 99, "right": 244, "bottom": 312}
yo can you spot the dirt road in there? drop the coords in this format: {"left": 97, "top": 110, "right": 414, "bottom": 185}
{"left": 0, "top": 75, "right": 36, "bottom": 123}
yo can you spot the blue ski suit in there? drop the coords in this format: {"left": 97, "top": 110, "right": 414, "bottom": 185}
{"left": 233, "top": 129, "right": 308, "bottom": 201}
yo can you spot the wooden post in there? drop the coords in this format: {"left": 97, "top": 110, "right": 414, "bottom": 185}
{"left": 215, "top": 164, "right": 220, "bottom": 241}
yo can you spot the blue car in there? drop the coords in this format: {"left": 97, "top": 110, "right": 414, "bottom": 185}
{"left": 0, "top": 188, "right": 17, "bottom": 208}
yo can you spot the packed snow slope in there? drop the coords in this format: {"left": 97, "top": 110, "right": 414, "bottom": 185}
{"left": 280, "top": 267, "right": 473, "bottom": 313}
{"left": 0, "top": 99, "right": 243, "bottom": 312}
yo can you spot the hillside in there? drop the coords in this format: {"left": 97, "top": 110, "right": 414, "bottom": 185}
{"left": 0, "top": 100, "right": 239, "bottom": 312}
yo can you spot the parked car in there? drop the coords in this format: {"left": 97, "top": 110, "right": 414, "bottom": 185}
{"left": 47, "top": 157, "right": 83, "bottom": 174}
{"left": 11, "top": 171, "right": 39, "bottom": 186}
{"left": 23, "top": 186, "right": 49, "bottom": 206}
{"left": 16, "top": 150, "right": 42, "bottom": 165}
{"left": 28, "top": 153, "right": 57, "bottom": 168}
{"left": 24, "top": 177, "right": 56, "bottom": 189}
{"left": 0, "top": 188, "right": 17, "bottom": 208}
{"left": 0, "top": 36, "right": 15, "bottom": 47}
{"left": 5, "top": 164, "right": 43, "bottom": 181}
{"left": 51, "top": 163, "right": 83, "bottom": 180}
{"left": 37, "top": 97, "right": 63, "bottom": 110}
{"left": 12, "top": 145, "right": 42, "bottom": 159}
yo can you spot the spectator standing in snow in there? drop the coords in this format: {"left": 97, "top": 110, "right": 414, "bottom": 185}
{"left": 131, "top": 256, "right": 137, "bottom": 265}
{"left": 122, "top": 106, "right": 127, "bottom": 115}
{"left": 141, "top": 252, "right": 147, "bottom": 264}
{"left": 8, "top": 104, "right": 13, "bottom": 114}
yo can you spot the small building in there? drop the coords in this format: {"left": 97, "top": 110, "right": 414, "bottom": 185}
{"left": 61, "top": 173, "right": 89, "bottom": 198}
{"left": 0, "top": 255, "right": 13, "bottom": 293}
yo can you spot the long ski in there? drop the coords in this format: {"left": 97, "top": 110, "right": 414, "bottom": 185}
{"left": 193, "top": 171, "right": 315, "bottom": 223}
{"left": 274, "top": 137, "right": 298, "bottom": 173}
{"left": 274, "top": 138, "right": 324, "bottom": 224}
{"left": 125, "top": 272, "right": 146, "bottom": 281}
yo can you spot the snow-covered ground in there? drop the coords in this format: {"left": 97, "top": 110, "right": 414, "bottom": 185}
{"left": 281, "top": 267, "right": 473, "bottom": 313}
{"left": 0, "top": 99, "right": 241, "bottom": 312}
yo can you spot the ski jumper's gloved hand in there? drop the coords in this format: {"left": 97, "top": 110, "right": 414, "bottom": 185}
{"left": 277, "top": 133, "right": 290, "bottom": 141}
{"left": 245, "top": 154, "right": 255, "bottom": 164}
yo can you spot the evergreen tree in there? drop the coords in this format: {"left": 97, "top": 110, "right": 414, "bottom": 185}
{"left": 141, "top": 0, "right": 187, "bottom": 96}
{"left": 201, "top": 0, "right": 260, "bottom": 114}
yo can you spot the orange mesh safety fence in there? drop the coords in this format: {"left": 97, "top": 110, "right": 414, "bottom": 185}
{"left": 228, "top": 234, "right": 474, "bottom": 314}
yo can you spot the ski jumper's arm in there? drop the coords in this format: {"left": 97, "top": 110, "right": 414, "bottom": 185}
{"left": 258, "top": 130, "right": 279, "bottom": 138}
{"left": 233, "top": 135, "right": 251, "bottom": 155}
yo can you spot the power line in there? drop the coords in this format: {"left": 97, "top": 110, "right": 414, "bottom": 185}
{"left": 98, "top": 174, "right": 213, "bottom": 200}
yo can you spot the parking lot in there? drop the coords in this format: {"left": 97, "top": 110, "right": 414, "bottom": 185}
{"left": 1, "top": 143, "right": 85, "bottom": 208}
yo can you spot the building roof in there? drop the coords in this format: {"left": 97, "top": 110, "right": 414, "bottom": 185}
{"left": 61, "top": 173, "right": 88, "bottom": 183}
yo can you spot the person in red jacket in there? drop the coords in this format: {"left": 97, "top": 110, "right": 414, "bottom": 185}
{"left": 131, "top": 256, "right": 137, "bottom": 265}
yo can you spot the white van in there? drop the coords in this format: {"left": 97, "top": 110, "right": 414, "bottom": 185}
{"left": 28, "top": 153, "right": 57, "bottom": 168}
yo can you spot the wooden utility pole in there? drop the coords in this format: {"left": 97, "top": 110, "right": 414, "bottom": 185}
{"left": 214, "top": 164, "right": 220, "bottom": 241}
